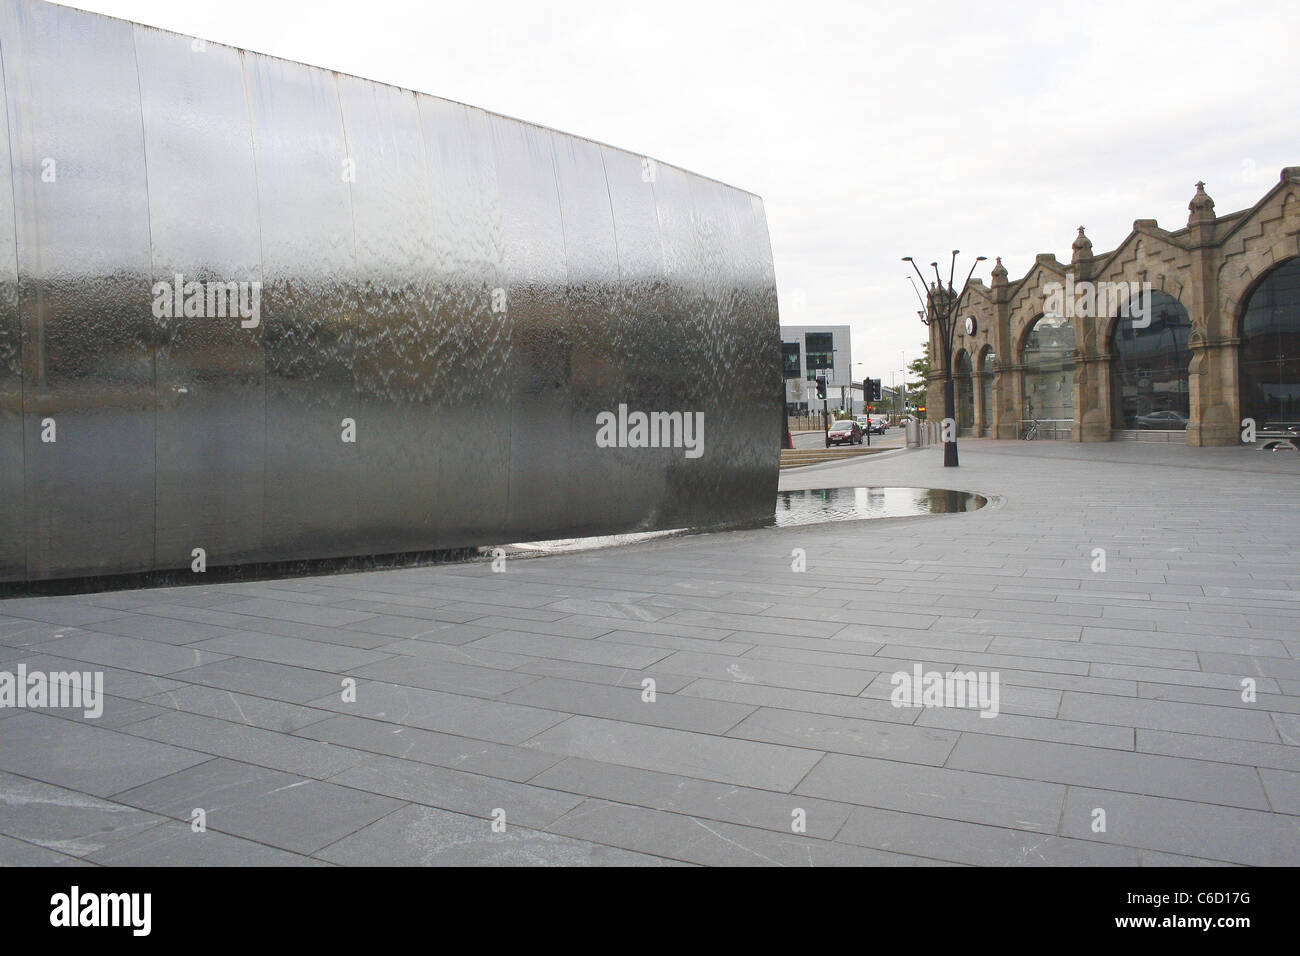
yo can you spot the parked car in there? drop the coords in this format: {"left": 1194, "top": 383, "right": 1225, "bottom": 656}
{"left": 1135, "top": 410, "right": 1189, "bottom": 429}
{"left": 1260, "top": 420, "right": 1300, "bottom": 435}
{"left": 827, "top": 419, "right": 863, "bottom": 445}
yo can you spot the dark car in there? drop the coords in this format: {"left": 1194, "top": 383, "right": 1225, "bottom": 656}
{"left": 1260, "top": 420, "right": 1300, "bottom": 435}
{"left": 828, "top": 419, "right": 863, "bottom": 445}
{"left": 1135, "top": 410, "right": 1188, "bottom": 429}
{"left": 1258, "top": 420, "right": 1300, "bottom": 448}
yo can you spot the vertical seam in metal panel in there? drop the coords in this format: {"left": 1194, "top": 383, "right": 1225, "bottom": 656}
{"left": 0, "top": 5, "right": 25, "bottom": 581}
{"left": 596, "top": 149, "right": 622, "bottom": 285}
{"left": 8, "top": 0, "right": 45, "bottom": 581}
{"left": 548, "top": 135, "right": 570, "bottom": 275}
{"left": 128, "top": 22, "right": 159, "bottom": 573}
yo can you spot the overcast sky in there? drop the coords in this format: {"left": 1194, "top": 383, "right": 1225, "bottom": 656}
{"left": 70, "top": 0, "right": 1300, "bottom": 386}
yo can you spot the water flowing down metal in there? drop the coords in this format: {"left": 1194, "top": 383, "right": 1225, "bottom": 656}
{"left": 0, "top": 0, "right": 781, "bottom": 583}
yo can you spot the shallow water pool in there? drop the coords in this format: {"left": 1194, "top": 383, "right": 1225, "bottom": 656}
{"left": 773, "top": 486, "right": 987, "bottom": 527}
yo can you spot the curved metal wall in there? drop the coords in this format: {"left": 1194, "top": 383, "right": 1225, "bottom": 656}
{"left": 0, "top": 0, "right": 780, "bottom": 583}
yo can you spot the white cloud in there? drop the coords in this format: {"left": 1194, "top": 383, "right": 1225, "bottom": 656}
{"left": 67, "top": 0, "right": 1300, "bottom": 379}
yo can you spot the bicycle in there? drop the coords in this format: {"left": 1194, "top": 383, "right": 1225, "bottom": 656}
{"left": 1021, "top": 419, "right": 1040, "bottom": 440}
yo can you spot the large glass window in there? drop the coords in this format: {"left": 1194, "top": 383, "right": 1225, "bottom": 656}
{"left": 1240, "top": 258, "right": 1300, "bottom": 428}
{"left": 804, "top": 332, "right": 834, "bottom": 374}
{"left": 1111, "top": 289, "right": 1191, "bottom": 430}
{"left": 1021, "top": 314, "right": 1075, "bottom": 429}
{"left": 979, "top": 348, "right": 996, "bottom": 435}
{"left": 782, "top": 342, "right": 801, "bottom": 379}
{"left": 956, "top": 350, "right": 974, "bottom": 430}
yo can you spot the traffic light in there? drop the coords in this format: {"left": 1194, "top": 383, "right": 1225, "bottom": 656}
{"left": 815, "top": 375, "right": 827, "bottom": 400}
{"left": 871, "top": 379, "right": 882, "bottom": 401}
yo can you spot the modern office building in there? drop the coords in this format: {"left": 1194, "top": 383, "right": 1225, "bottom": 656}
{"left": 930, "top": 168, "right": 1300, "bottom": 443}
{"left": 780, "top": 324, "right": 854, "bottom": 413}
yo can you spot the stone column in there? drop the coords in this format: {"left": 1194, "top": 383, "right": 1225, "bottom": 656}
{"left": 1183, "top": 181, "right": 1238, "bottom": 446}
{"left": 1076, "top": 353, "right": 1112, "bottom": 441}
{"left": 1069, "top": 228, "right": 1108, "bottom": 441}
{"left": 1002, "top": 363, "right": 1026, "bottom": 437}
{"left": 989, "top": 258, "right": 1018, "bottom": 438}
{"left": 1188, "top": 336, "right": 1240, "bottom": 445}
{"left": 925, "top": 369, "right": 944, "bottom": 425}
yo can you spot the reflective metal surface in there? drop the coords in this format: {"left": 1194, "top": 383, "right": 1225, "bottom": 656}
{"left": 0, "top": 0, "right": 780, "bottom": 583}
{"left": 6, "top": 1, "right": 156, "bottom": 580}
{"left": 0, "top": 22, "right": 19, "bottom": 582}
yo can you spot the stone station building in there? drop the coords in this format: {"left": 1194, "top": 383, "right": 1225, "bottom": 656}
{"left": 928, "top": 167, "right": 1300, "bottom": 445}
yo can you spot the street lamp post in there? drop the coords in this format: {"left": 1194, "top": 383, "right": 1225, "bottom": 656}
{"left": 903, "top": 251, "right": 986, "bottom": 467}
{"left": 822, "top": 347, "right": 837, "bottom": 447}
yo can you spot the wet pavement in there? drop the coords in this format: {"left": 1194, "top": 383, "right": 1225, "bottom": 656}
{"left": 0, "top": 438, "right": 1297, "bottom": 866}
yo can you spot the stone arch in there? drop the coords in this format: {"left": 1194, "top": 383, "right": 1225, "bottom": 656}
{"left": 1014, "top": 310, "right": 1045, "bottom": 358}
{"left": 1108, "top": 287, "right": 1193, "bottom": 430}
{"left": 1019, "top": 312, "right": 1077, "bottom": 434}
{"left": 952, "top": 345, "right": 969, "bottom": 377}
{"left": 954, "top": 348, "right": 975, "bottom": 432}
{"left": 977, "top": 344, "right": 997, "bottom": 436}
{"left": 1231, "top": 252, "right": 1300, "bottom": 336}
{"left": 1237, "top": 255, "right": 1300, "bottom": 428}
{"left": 1008, "top": 268, "right": 1062, "bottom": 352}
{"left": 1221, "top": 234, "right": 1300, "bottom": 331}
{"left": 1097, "top": 276, "right": 1189, "bottom": 350}
{"left": 1281, "top": 190, "right": 1299, "bottom": 222}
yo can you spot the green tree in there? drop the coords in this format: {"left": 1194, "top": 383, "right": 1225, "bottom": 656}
{"left": 906, "top": 342, "right": 931, "bottom": 415}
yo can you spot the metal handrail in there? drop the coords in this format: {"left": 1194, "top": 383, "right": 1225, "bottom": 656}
{"left": 1017, "top": 418, "right": 1072, "bottom": 439}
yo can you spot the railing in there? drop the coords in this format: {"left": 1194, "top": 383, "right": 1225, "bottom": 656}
{"left": 1018, "top": 419, "right": 1072, "bottom": 440}
{"left": 788, "top": 414, "right": 840, "bottom": 431}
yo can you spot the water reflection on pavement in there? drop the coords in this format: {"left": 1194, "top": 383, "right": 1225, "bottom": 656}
{"left": 774, "top": 486, "right": 987, "bottom": 527}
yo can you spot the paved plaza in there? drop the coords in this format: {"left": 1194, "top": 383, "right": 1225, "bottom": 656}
{"left": 1, "top": 440, "right": 1298, "bottom": 866}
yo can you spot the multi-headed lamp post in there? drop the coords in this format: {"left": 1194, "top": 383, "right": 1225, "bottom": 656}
{"left": 902, "top": 251, "right": 986, "bottom": 467}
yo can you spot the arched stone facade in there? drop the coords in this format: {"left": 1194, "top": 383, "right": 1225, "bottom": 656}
{"left": 976, "top": 344, "right": 996, "bottom": 436}
{"left": 925, "top": 168, "right": 1300, "bottom": 445}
